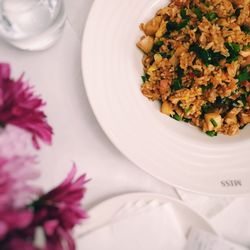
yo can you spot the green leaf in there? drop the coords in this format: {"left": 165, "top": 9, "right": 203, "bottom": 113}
{"left": 225, "top": 42, "right": 240, "bottom": 63}
{"left": 171, "top": 79, "right": 182, "bottom": 91}
{"left": 210, "top": 118, "right": 218, "bottom": 127}
{"left": 183, "top": 118, "right": 192, "bottom": 123}
{"left": 152, "top": 40, "right": 164, "bottom": 53}
{"left": 206, "top": 131, "right": 218, "bottom": 137}
{"left": 141, "top": 73, "right": 149, "bottom": 83}
{"left": 166, "top": 18, "right": 190, "bottom": 33}
{"left": 193, "top": 7, "right": 203, "bottom": 20}
{"left": 193, "top": 69, "right": 201, "bottom": 77}
{"left": 201, "top": 82, "right": 213, "bottom": 92}
{"left": 189, "top": 43, "right": 225, "bottom": 66}
{"left": 171, "top": 114, "right": 182, "bottom": 121}
{"left": 235, "top": 8, "right": 241, "bottom": 17}
{"left": 205, "top": 12, "right": 218, "bottom": 21}
{"left": 241, "top": 25, "right": 250, "bottom": 35}
{"left": 201, "top": 102, "right": 213, "bottom": 115}
{"left": 180, "top": 8, "right": 188, "bottom": 19}
{"left": 238, "top": 65, "right": 250, "bottom": 83}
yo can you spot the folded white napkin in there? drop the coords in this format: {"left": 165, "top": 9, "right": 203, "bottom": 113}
{"left": 78, "top": 203, "right": 186, "bottom": 250}
{"left": 211, "top": 197, "right": 250, "bottom": 247}
{"left": 177, "top": 189, "right": 250, "bottom": 248}
{"left": 185, "top": 228, "right": 249, "bottom": 250}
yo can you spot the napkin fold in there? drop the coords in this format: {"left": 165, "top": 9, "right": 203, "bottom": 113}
{"left": 78, "top": 202, "right": 186, "bottom": 250}
{"left": 185, "top": 228, "right": 249, "bottom": 250}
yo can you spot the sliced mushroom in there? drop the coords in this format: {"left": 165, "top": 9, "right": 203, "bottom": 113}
{"left": 143, "top": 16, "right": 162, "bottom": 36}
{"left": 161, "top": 101, "right": 174, "bottom": 116}
{"left": 137, "top": 36, "right": 154, "bottom": 54}
{"left": 225, "top": 108, "right": 241, "bottom": 125}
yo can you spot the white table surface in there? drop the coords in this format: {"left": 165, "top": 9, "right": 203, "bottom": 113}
{"left": 2, "top": 0, "right": 250, "bottom": 248}
{"left": 0, "top": 0, "right": 177, "bottom": 209}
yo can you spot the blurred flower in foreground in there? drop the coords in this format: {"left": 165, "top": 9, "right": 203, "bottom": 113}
{"left": 0, "top": 125, "right": 36, "bottom": 158}
{"left": 0, "top": 156, "right": 40, "bottom": 210}
{"left": 0, "top": 63, "right": 53, "bottom": 149}
{"left": 0, "top": 165, "right": 88, "bottom": 250}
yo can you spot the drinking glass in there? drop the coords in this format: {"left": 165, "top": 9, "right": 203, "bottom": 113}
{"left": 0, "top": 0, "right": 66, "bottom": 50}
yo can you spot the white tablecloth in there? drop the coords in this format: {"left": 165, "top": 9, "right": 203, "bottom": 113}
{"left": 1, "top": 0, "right": 249, "bottom": 248}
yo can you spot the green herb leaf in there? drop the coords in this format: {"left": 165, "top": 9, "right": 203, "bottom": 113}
{"left": 238, "top": 65, "right": 250, "bottom": 84}
{"left": 180, "top": 8, "right": 188, "bottom": 19}
{"left": 193, "top": 7, "right": 203, "bottom": 21}
{"left": 241, "top": 25, "right": 250, "bottom": 35}
{"left": 210, "top": 118, "right": 218, "bottom": 127}
{"left": 189, "top": 44, "right": 225, "bottom": 66}
{"left": 201, "top": 82, "right": 213, "bottom": 92}
{"left": 193, "top": 69, "right": 201, "bottom": 77}
{"left": 205, "top": 12, "right": 218, "bottom": 21}
{"left": 183, "top": 118, "right": 192, "bottom": 123}
{"left": 225, "top": 42, "right": 240, "bottom": 63}
{"left": 171, "top": 114, "right": 182, "bottom": 121}
{"left": 171, "top": 79, "right": 182, "bottom": 91}
{"left": 201, "top": 103, "right": 213, "bottom": 115}
{"left": 152, "top": 40, "right": 164, "bottom": 53}
{"left": 166, "top": 18, "right": 190, "bottom": 33}
{"left": 141, "top": 73, "right": 149, "bottom": 83}
{"left": 206, "top": 131, "right": 218, "bottom": 137}
{"left": 235, "top": 8, "right": 241, "bottom": 17}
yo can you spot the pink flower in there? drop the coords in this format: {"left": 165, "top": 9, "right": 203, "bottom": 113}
{"left": 0, "top": 156, "right": 40, "bottom": 210}
{"left": 0, "top": 209, "right": 33, "bottom": 241}
{"left": 0, "top": 125, "right": 36, "bottom": 158}
{"left": 0, "top": 63, "right": 53, "bottom": 149}
{"left": 32, "top": 165, "right": 88, "bottom": 250}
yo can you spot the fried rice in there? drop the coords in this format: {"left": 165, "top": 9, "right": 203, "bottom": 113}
{"left": 137, "top": 0, "right": 250, "bottom": 136}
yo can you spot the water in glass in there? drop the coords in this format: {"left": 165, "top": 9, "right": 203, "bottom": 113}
{"left": 0, "top": 0, "right": 66, "bottom": 50}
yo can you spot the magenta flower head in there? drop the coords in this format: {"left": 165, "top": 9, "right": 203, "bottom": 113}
{"left": 32, "top": 165, "right": 88, "bottom": 250}
{"left": 0, "top": 156, "right": 40, "bottom": 210}
{"left": 0, "top": 63, "right": 53, "bottom": 149}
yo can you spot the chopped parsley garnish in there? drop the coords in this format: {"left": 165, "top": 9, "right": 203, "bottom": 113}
{"left": 189, "top": 44, "right": 225, "bottom": 66}
{"left": 152, "top": 40, "right": 164, "bottom": 53}
{"left": 171, "top": 65, "right": 184, "bottom": 91}
{"left": 141, "top": 73, "right": 150, "bottom": 83}
{"left": 206, "top": 131, "right": 218, "bottom": 137}
{"left": 171, "top": 79, "right": 182, "bottom": 91}
{"left": 201, "top": 103, "right": 213, "bottom": 115}
{"left": 183, "top": 118, "right": 192, "bottom": 123}
{"left": 193, "top": 69, "right": 201, "bottom": 77}
{"left": 238, "top": 65, "right": 250, "bottom": 84}
{"left": 210, "top": 118, "right": 218, "bottom": 127}
{"left": 241, "top": 25, "right": 250, "bottom": 35}
{"left": 166, "top": 19, "right": 190, "bottom": 32}
{"left": 193, "top": 7, "right": 203, "bottom": 21}
{"left": 235, "top": 8, "right": 241, "bottom": 17}
{"left": 159, "top": 52, "right": 172, "bottom": 59}
{"left": 225, "top": 42, "right": 240, "bottom": 63}
{"left": 201, "top": 82, "right": 213, "bottom": 92}
{"left": 180, "top": 8, "right": 188, "bottom": 19}
{"left": 205, "top": 12, "right": 218, "bottom": 21}
{"left": 240, "top": 124, "right": 247, "bottom": 130}
{"left": 171, "top": 113, "right": 182, "bottom": 121}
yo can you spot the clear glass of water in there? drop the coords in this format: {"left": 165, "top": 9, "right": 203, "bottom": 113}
{"left": 0, "top": 0, "right": 66, "bottom": 50}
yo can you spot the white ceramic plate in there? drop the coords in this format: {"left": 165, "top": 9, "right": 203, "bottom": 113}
{"left": 76, "top": 193, "right": 216, "bottom": 240}
{"left": 82, "top": 0, "right": 250, "bottom": 195}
